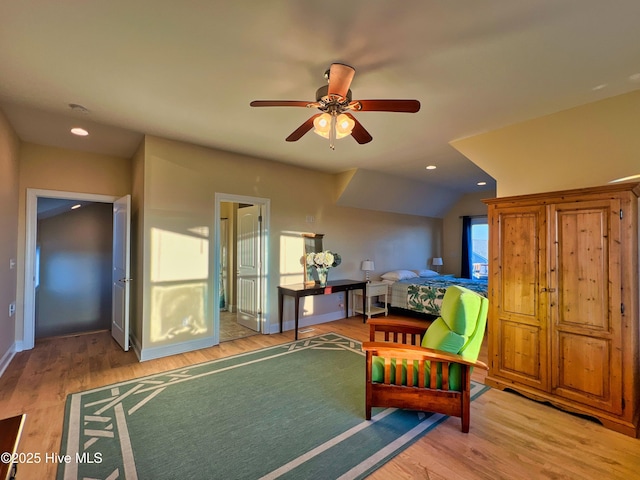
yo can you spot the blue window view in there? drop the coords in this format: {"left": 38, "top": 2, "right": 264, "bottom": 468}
{"left": 471, "top": 220, "right": 488, "bottom": 279}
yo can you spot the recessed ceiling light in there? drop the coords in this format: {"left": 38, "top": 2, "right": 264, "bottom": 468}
{"left": 70, "top": 127, "right": 89, "bottom": 136}
{"left": 610, "top": 173, "right": 640, "bottom": 183}
{"left": 477, "top": 181, "right": 487, "bottom": 186}
{"left": 71, "top": 204, "right": 82, "bottom": 210}
{"left": 425, "top": 165, "right": 437, "bottom": 170}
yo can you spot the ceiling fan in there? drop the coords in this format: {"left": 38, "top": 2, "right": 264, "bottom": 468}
{"left": 250, "top": 63, "right": 420, "bottom": 149}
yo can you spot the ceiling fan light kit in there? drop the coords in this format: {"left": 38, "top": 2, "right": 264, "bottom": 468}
{"left": 250, "top": 63, "right": 420, "bottom": 150}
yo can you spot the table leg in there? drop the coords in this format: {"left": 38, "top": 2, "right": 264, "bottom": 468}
{"left": 345, "top": 291, "right": 349, "bottom": 318}
{"left": 278, "top": 291, "right": 284, "bottom": 333}
{"left": 361, "top": 286, "right": 367, "bottom": 323}
{"left": 294, "top": 296, "right": 300, "bottom": 340}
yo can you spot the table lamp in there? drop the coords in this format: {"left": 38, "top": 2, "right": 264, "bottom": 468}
{"left": 431, "top": 257, "right": 443, "bottom": 273}
{"left": 361, "top": 260, "right": 375, "bottom": 282}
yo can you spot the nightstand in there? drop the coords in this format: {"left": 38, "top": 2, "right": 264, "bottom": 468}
{"left": 353, "top": 281, "right": 388, "bottom": 319}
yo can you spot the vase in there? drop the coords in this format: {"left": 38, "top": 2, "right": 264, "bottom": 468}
{"left": 316, "top": 267, "right": 329, "bottom": 287}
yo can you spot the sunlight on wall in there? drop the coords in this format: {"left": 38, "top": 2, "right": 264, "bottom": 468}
{"left": 280, "top": 231, "right": 314, "bottom": 316}
{"left": 150, "top": 283, "right": 208, "bottom": 342}
{"left": 151, "top": 228, "right": 208, "bottom": 282}
{"left": 279, "top": 232, "right": 305, "bottom": 284}
{"left": 149, "top": 227, "right": 211, "bottom": 343}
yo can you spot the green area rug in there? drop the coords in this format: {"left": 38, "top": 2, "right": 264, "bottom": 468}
{"left": 58, "top": 333, "right": 488, "bottom": 480}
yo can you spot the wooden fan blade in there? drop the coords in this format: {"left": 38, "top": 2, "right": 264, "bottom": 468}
{"left": 327, "top": 63, "right": 355, "bottom": 100}
{"left": 285, "top": 114, "right": 321, "bottom": 142}
{"left": 250, "top": 100, "right": 316, "bottom": 108}
{"left": 344, "top": 113, "right": 372, "bottom": 144}
{"left": 350, "top": 99, "right": 421, "bottom": 113}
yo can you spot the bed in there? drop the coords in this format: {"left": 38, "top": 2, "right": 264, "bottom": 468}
{"left": 383, "top": 270, "right": 488, "bottom": 317}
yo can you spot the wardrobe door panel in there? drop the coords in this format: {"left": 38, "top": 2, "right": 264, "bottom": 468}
{"left": 550, "top": 200, "right": 622, "bottom": 414}
{"left": 489, "top": 205, "right": 548, "bottom": 389}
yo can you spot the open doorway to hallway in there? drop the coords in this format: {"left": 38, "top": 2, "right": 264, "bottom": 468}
{"left": 35, "top": 198, "right": 112, "bottom": 339}
{"left": 23, "top": 189, "right": 131, "bottom": 352}
{"left": 218, "top": 202, "right": 259, "bottom": 342}
{"left": 215, "top": 194, "right": 269, "bottom": 342}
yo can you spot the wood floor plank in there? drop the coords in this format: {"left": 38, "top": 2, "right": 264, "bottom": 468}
{"left": 0, "top": 314, "right": 638, "bottom": 479}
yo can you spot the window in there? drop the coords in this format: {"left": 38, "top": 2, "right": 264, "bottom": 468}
{"left": 461, "top": 216, "right": 488, "bottom": 279}
{"left": 470, "top": 218, "right": 488, "bottom": 279}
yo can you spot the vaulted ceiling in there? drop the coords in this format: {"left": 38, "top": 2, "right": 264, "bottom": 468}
{"left": 2, "top": 1, "right": 640, "bottom": 201}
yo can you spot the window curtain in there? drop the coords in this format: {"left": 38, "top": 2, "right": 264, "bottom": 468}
{"left": 461, "top": 216, "right": 472, "bottom": 278}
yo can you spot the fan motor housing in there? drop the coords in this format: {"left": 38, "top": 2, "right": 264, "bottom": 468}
{"left": 315, "top": 85, "right": 352, "bottom": 104}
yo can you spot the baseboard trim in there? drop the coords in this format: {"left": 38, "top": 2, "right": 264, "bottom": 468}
{"left": 138, "top": 337, "right": 216, "bottom": 362}
{"left": 0, "top": 343, "right": 17, "bottom": 379}
{"left": 130, "top": 334, "right": 143, "bottom": 362}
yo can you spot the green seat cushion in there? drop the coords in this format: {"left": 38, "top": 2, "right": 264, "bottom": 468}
{"left": 370, "top": 286, "right": 488, "bottom": 393}
{"left": 371, "top": 356, "right": 463, "bottom": 391}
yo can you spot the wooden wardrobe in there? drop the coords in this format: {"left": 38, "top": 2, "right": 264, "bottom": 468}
{"left": 484, "top": 183, "right": 639, "bottom": 437}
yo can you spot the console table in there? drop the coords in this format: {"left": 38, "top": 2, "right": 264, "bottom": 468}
{"left": 278, "top": 280, "right": 367, "bottom": 339}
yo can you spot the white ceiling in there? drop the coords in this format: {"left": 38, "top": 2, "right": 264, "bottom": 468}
{"left": 2, "top": 1, "right": 640, "bottom": 195}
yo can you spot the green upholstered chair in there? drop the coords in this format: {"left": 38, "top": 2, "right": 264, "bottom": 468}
{"left": 363, "top": 285, "right": 489, "bottom": 432}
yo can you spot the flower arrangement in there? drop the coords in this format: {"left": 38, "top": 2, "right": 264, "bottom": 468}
{"left": 306, "top": 250, "right": 341, "bottom": 286}
{"left": 306, "top": 250, "right": 342, "bottom": 269}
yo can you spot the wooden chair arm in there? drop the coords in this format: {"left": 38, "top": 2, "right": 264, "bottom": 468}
{"left": 362, "top": 341, "right": 488, "bottom": 370}
{"left": 367, "top": 318, "right": 432, "bottom": 343}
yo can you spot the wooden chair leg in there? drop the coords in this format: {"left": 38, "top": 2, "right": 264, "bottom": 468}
{"left": 365, "top": 351, "right": 373, "bottom": 420}
{"left": 461, "top": 366, "right": 471, "bottom": 433}
{"left": 461, "top": 406, "right": 470, "bottom": 433}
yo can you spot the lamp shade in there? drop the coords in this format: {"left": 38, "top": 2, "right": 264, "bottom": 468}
{"left": 361, "top": 260, "right": 375, "bottom": 271}
{"left": 313, "top": 113, "right": 332, "bottom": 138}
{"left": 431, "top": 257, "right": 443, "bottom": 266}
{"left": 313, "top": 113, "right": 354, "bottom": 140}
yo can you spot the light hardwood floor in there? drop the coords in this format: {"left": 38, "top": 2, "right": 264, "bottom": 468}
{"left": 1, "top": 314, "right": 638, "bottom": 479}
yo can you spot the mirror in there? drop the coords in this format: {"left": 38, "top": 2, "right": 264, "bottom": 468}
{"left": 302, "top": 233, "right": 324, "bottom": 286}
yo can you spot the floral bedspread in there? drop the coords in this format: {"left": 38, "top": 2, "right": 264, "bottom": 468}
{"left": 402, "top": 276, "right": 488, "bottom": 316}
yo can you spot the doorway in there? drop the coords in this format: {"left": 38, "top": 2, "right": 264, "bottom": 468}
{"left": 214, "top": 194, "right": 269, "bottom": 342}
{"left": 23, "top": 189, "right": 129, "bottom": 351}
{"left": 35, "top": 199, "right": 113, "bottom": 338}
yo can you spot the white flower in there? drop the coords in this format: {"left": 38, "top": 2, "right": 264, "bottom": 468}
{"left": 325, "top": 252, "right": 335, "bottom": 265}
{"left": 306, "top": 250, "right": 341, "bottom": 268}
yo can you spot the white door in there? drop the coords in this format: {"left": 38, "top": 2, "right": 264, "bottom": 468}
{"left": 237, "top": 205, "right": 261, "bottom": 331}
{"left": 112, "top": 195, "right": 131, "bottom": 350}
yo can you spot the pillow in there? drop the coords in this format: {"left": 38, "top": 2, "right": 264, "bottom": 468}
{"left": 380, "top": 269, "right": 418, "bottom": 281}
{"left": 414, "top": 269, "right": 439, "bottom": 278}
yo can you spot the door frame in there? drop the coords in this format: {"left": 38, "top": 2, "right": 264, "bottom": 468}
{"left": 23, "top": 188, "right": 119, "bottom": 350}
{"left": 213, "top": 193, "right": 270, "bottom": 341}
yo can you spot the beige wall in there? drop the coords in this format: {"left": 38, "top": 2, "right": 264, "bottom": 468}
{"left": 0, "top": 109, "right": 20, "bottom": 364}
{"left": 442, "top": 191, "right": 494, "bottom": 277}
{"left": 135, "top": 135, "right": 441, "bottom": 357}
{"left": 15, "top": 143, "right": 132, "bottom": 341}
{"left": 451, "top": 89, "right": 640, "bottom": 197}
